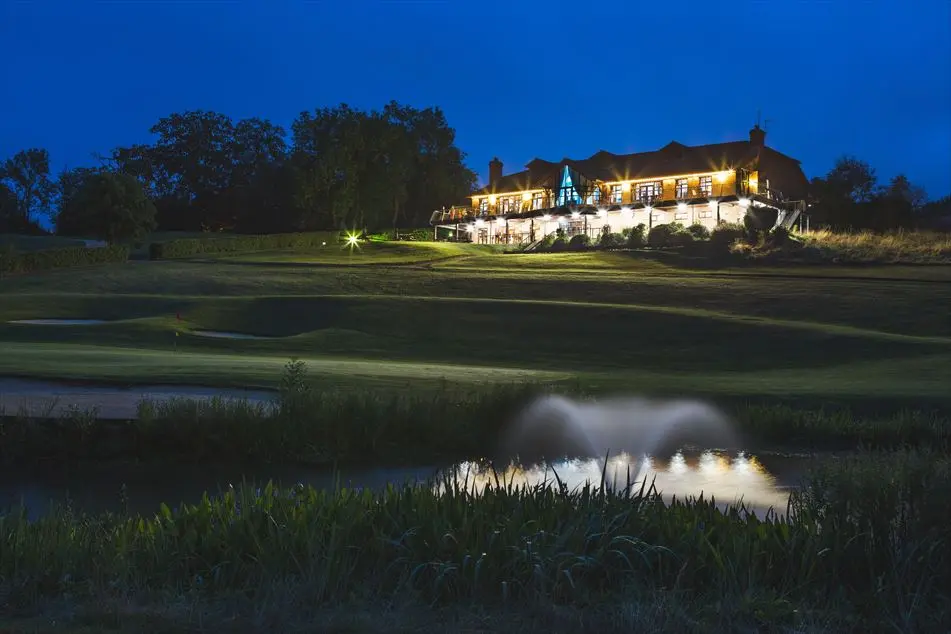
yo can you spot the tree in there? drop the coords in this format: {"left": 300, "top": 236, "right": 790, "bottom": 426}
{"left": 57, "top": 172, "right": 156, "bottom": 243}
{"left": 0, "top": 148, "right": 56, "bottom": 229}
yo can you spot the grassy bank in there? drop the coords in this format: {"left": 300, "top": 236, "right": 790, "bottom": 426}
{"left": 3, "top": 364, "right": 950, "bottom": 470}
{"left": 1, "top": 449, "right": 948, "bottom": 632}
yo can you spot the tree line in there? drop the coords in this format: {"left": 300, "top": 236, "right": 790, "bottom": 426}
{"left": 0, "top": 102, "right": 476, "bottom": 243}
{"left": 807, "top": 156, "right": 948, "bottom": 231}
{"left": 2, "top": 112, "right": 949, "bottom": 244}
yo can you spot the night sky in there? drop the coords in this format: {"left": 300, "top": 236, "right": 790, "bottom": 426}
{"left": 3, "top": 0, "right": 950, "bottom": 199}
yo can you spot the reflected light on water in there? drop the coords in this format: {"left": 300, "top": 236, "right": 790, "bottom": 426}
{"left": 443, "top": 450, "right": 790, "bottom": 515}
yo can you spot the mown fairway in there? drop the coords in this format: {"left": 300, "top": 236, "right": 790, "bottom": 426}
{"left": 2, "top": 241, "right": 950, "bottom": 410}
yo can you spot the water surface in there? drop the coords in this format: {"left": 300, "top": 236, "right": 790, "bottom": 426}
{"left": 0, "top": 450, "right": 811, "bottom": 521}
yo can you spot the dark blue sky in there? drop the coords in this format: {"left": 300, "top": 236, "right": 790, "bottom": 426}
{"left": 3, "top": 0, "right": 950, "bottom": 199}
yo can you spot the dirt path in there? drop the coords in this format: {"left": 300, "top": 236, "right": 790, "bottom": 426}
{"left": 0, "top": 378, "right": 275, "bottom": 419}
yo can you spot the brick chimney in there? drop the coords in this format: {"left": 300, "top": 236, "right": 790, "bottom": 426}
{"left": 749, "top": 124, "right": 766, "bottom": 148}
{"left": 488, "top": 157, "right": 503, "bottom": 188}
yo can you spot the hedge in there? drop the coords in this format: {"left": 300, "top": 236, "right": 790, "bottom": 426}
{"left": 0, "top": 245, "right": 130, "bottom": 275}
{"left": 148, "top": 231, "right": 341, "bottom": 260}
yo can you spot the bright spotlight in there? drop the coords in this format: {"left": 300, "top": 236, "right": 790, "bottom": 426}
{"left": 571, "top": 211, "right": 580, "bottom": 219}
{"left": 677, "top": 202, "right": 688, "bottom": 212}
{"left": 346, "top": 233, "right": 360, "bottom": 247}
{"left": 739, "top": 197, "right": 750, "bottom": 207}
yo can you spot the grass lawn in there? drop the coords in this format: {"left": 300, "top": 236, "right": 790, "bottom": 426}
{"left": 3, "top": 240, "right": 951, "bottom": 632}
{"left": 2, "top": 241, "right": 951, "bottom": 411}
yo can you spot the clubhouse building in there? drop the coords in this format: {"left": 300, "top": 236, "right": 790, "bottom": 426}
{"left": 431, "top": 125, "right": 808, "bottom": 245}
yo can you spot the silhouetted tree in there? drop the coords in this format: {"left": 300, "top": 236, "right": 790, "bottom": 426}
{"left": 56, "top": 172, "right": 156, "bottom": 243}
{"left": 0, "top": 148, "right": 56, "bottom": 231}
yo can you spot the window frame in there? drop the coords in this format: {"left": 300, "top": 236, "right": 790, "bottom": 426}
{"left": 699, "top": 175, "right": 713, "bottom": 197}
{"left": 610, "top": 184, "right": 623, "bottom": 203}
{"left": 675, "top": 178, "right": 688, "bottom": 199}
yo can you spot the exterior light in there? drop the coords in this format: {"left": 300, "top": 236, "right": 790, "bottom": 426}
{"left": 488, "top": 195, "right": 497, "bottom": 205}
{"left": 571, "top": 211, "right": 581, "bottom": 219}
{"left": 621, "top": 182, "right": 632, "bottom": 191}
{"left": 321, "top": 241, "right": 327, "bottom": 246}
{"left": 716, "top": 171, "right": 730, "bottom": 184}
{"left": 475, "top": 218, "right": 485, "bottom": 227}
{"left": 739, "top": 198, "right": 750, "bottom": 207}
{"left": 677, "top": 202, "right": 688, "bottom": 212}
{"left": 542, "top": 214, "right": 551, "bottom": 221}
{"left": 345, "top": 231, "right": 361, "bottom": 247}
{"left": 521, "top": 192, "right": 532, "bottom": 201}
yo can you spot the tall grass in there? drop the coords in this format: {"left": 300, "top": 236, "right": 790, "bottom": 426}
{"left": 799, "top": 229, "right": 951, "bottom": 264}
{"left": 0, "top": 450, "right": 947, "bottom": 631}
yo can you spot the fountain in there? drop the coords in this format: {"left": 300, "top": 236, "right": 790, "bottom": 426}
{"left": 499, "top": 394, "right": 739, "bottom": 464}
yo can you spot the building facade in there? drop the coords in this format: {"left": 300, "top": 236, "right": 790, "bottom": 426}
{"left": 431, "top": 125, "right": 808, "bottom": 245}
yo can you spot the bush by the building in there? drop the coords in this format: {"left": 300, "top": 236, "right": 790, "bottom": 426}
{"left": 687, "top": 223, "right": 711, "bottom": 240}
{"left": 568, "top": 234, "right": 592, "bottom": 250}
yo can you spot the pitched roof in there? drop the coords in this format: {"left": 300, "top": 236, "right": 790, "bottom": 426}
{"left": 473, "top": 139, "right": 803, "bottom": 196}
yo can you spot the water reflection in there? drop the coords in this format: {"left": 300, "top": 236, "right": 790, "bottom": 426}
{"left": 0, "top": 450, "right": 806, "bottom": 520}
{"left": 446, "top": 450, "right": 797, "bottom": 516}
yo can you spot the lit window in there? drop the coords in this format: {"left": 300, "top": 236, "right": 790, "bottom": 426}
{"left": 610, "top": 184, "right": 623, "bottom": 203}
{"left": 479, "top": 198, "right": 488, "bottom": 213}
{"left": 636, "top": 182, "right": 663, "bottom": 202}
{"left": 585, "top": 187, "right": 601, "bottom": 205}
{"left": 556, "top": 166, "right": 581, "bottom": 206}
{"left": 675, "top": 178, "right": 688, "bottom": 199}
{"left": 699, "top": 176, "right": 713, "bottom": 197}
{"left": 532, "top": 192, "right": 546, "bottom": 210}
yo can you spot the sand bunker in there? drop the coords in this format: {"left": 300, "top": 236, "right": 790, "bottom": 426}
{"left": 192, "top": 330, "right": 270, "bottom": 340}
{"left": 9, "top": 319, "right": 106, "bottom": 325}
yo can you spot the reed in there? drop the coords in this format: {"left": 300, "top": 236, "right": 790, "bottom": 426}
{"left": 0, "top": 450, "right": 947, "bottom": 631}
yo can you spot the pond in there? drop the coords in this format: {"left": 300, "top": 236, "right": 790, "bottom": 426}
{"left": 0, "top": 449, "right": 813, "bottom": 521}
{"left": 0, "top": 378, "right": 275, "bottom": 419}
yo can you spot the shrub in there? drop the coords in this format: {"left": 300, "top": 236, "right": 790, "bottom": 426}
{"left": 710, "top": 222, "right": 746, "bottom": 250}
{"left": 0, "top": 244, "right": 129, "bottom": 275}
{"left": 568, "top": 234, "right": 591, "bottom": 250}
{"left": 627, "top": 223, "right": 647, "bottom": 248}
{"left": 687, "top": 223, "right": 711, "bottom": 240}
{"left": 149, "top": 231, "right": 340, "bottom": 260}
{"left": 539, "top": 232, "right": 557, "bottom": 249}
{"left": 550, "top": 237, "right": 568, "bottom": 252}
{"left": 669, "top": 230, "right": 695, "bottom": 247}
{"left": 647, "top": 223, "right": 682, "bottom": 248}
{"left": 769, "top": 225, "right": 792, "bottom": 247}
{"left": 599, "top": 232, "right": 624, "bottom": 249}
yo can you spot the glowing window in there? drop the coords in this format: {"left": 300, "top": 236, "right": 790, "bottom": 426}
{"left": 699, "top": 176, "right": 713, "bottom": 197}
{"left": 675, "top": 178, "right": 688, "bottom": 199}
{"left": 479, "top": 198, "right": 488, "bottom": 213}
{"left": 610, "top": 184, "right": 623, "bottom": 203}
{"left": 556, "top": 166, "right": 581, "bottom": 206}
{"left": 531, "top": 192, "right": 546, "bottom": 210}
{"left": 636, "top": 182, "right": 663, "bottom": 202}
